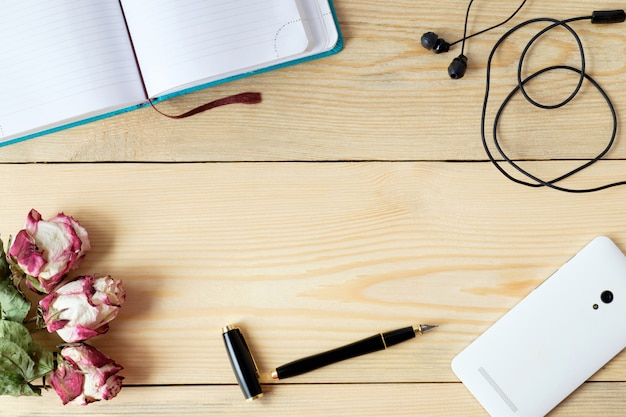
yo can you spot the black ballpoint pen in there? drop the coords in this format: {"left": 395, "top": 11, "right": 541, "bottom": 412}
{"left": 271, "top": 324, "right": 437, "bottom": 380}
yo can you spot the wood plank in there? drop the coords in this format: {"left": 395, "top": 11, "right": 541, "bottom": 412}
{"left": 1, "top": 1, "right": 625, "bottom": 414}
{"left": 1, "top": 161, "right": 626, "bottom": 387}
{"left": 1, "top": 382, "right": 625, "bottom": 417}
{"left": 1, "top": 1, "right": 625, "bottom": 162}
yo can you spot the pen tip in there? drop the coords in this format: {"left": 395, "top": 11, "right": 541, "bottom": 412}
{"left": 271, "top": 370, "right": 279, "bottom": 380}
{"left": 416, "top": 324, "right": 438, "bottom": 334}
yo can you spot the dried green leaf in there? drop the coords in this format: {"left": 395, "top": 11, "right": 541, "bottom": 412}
{"left": 0, "top": 320, "right": 31, "bottom": 345}
{"left": 0, "top": 238, "right": 9, "bottom": 281}
{"left": 0, "top": 321, "right": 55, "bottom": 396}
{"left": 0, "top": 339, "right": 36, "bottom": 381}
{"left": 0, "top": 321, "right": 53, "bottom": 379}
{"left": 0, "top": 368, "right": 39, "bottom": 396}
{"left": 0, "top": 239, "right": 30, "bottom": 323}
{"left": 27, "top": 341, "right": 54, "bottom": 380}
{"left": 0, "top": 279, "right": 30, "bottom": 323}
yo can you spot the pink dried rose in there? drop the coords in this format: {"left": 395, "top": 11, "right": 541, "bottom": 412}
{"left": 40, "top": 275, "right": 125, "bottom": 343}
{"left": 8, "top": 209, "right": 90, "bottom": 293}
{"left": 50, "top": 344, "right": 124, "bottom": 405}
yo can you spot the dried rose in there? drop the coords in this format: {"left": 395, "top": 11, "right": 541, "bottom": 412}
{"left": 8, "top": 209, "right": 90, "bottom": 293}
{"left": 40, "top": 275, "right": 125, "bottom": 343}
{"left": 50, "top": 344, "right": 124, "bottom": 405}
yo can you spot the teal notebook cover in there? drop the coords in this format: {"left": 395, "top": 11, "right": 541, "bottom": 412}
{"left": 0, "top": 0, "right": 343, "bottom": 148}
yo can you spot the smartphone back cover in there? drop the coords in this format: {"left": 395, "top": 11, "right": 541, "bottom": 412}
{"left": 451, "top": 236, "right": 626, "bottom": 417}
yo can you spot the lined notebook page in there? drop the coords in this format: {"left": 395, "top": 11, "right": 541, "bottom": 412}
{"left": 120, "top": 0, "right": 312, "bottom": 97}
{"left": 0, "top": 0, "right": 146, "bottom": 141}
{"left": 298, "top": 0, "right": 340, "bottom": 54}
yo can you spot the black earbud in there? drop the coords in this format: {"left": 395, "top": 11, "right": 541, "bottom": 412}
{"left": 420, "top": 32, "right": 450, "bottom": 54}
{"left": 448, "top": 54, "right": 468, "bottom": 79}
{"left": 422, "top": 32, "right": 465, "bottom": 79}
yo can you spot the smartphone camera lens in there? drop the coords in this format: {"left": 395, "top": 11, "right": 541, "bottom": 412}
{"left": 601, "top": 290, "right": 614, "bottom": 304}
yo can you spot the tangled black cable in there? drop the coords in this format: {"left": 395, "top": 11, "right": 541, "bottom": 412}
{"left": 481, "top": 12, "right": 626, "bottom": 193}
{"left": 451, "top": 0, "right": 528, "bottom": 54}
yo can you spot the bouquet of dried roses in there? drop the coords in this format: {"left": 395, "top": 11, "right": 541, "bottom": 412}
{"left": 0, "top": 209, "right": 125, "bottom": 405}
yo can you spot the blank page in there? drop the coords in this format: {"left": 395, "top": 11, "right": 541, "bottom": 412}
{"left": 121, "top": 0, "right": 312, "bottom": 98}
{"left": 0, "top": 1, "right": 146, "bottom": 142}
{"left": 298, "top": 0, "right": 340, "bottom": 54}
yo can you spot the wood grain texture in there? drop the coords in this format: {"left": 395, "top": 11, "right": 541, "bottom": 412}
{"left": 2, "top": 1, "right": 626, "bottom": 415}
{"left": 0, "top": 0, "right": 625, "bottom": 162}
{"left": 2, "top": 383, "right": 626, "bottom": 417}
{"left": 0, "top": 162, "right": 624, "bottom": 390}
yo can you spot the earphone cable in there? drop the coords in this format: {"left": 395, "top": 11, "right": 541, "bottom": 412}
{"left": 481, "top": 16, "right": 626, "bottom": 193}
{"left": 452, "top": 0, "right": 528, "bottom": 54}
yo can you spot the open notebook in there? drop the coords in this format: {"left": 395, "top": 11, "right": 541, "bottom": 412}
{"left": 0, "top": 0, "right": 342, "bottom": 146}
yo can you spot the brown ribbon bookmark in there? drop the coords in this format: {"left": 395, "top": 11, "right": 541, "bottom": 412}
{"left": 150, "top": 92, "right": 262, "bottom": 119}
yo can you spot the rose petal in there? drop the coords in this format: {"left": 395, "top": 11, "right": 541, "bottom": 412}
{"left": 58, "top": 344, "right": 124, "bottom": 405}
{"left": 9, "top": 210, "right": 91, "bottom": 294}
{"left": 39, "top": 275, "right": 125, "bottom": 343}
{"left": 50, "top": 361, "right": 85, "bottom": 405}
{"left": 8, "top": 230, "right": 45, "bottom": 276}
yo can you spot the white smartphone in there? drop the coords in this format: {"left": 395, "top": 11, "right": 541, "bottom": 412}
{"left": 452, "top": 236, "right": 626, "bottom": 417}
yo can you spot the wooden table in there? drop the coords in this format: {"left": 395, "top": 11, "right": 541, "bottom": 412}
{"left": 2, "top": 1, "right": 626, "bottom": 415}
